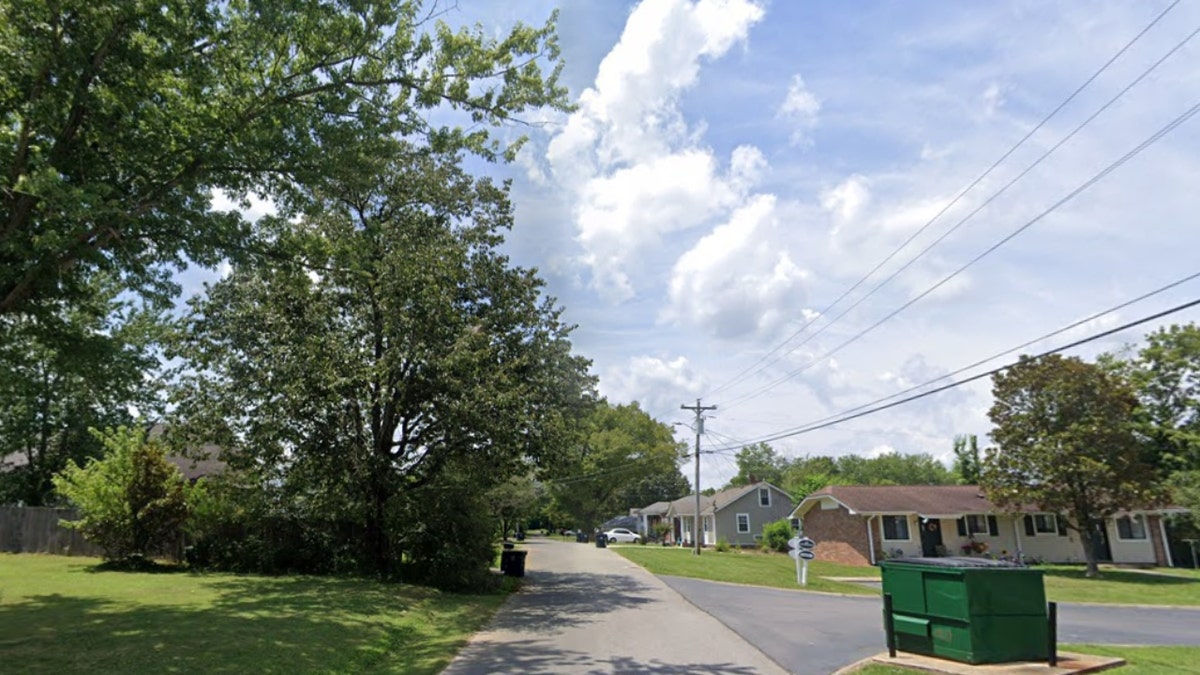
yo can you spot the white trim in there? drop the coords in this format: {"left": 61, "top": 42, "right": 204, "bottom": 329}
{"left": 736, "top": 512, "right": 751, "bottom": 534}
{"left": 1013, "top": 518, "right": 1024, "bottom": 559}
{"left": 881, "top": 514, "right": 912, "bottom": 542}
{"left": 1159, "top": 516, "right": 1174, "bottom": 567}
{"left": 867, "top": 515, "right": 877, "bottom": 564}
{"left": 1114, "top": 514, "right": 1148, "bottom": 541}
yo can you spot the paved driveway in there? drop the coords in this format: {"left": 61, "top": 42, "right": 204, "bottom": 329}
{"left": 662, "top": 575, "right": 1200, "bottom": 675}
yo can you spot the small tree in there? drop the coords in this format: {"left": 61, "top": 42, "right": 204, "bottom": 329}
{"left": 952, "top": 434, "right": 982, "bottom": 484}
{"left": 53, "top": 427, "right": 191, "bottom": 563}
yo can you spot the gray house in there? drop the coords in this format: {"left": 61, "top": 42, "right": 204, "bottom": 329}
{"left": 662, "top": 482, "right": 795, "bottom": 547}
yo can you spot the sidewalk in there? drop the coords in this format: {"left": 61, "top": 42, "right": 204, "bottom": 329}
{"left": 442, "top": 538, "right": 788, "bottom": 674}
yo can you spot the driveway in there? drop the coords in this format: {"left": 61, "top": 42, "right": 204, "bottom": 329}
{"left": 442, "top": 539, "right": 787, "bottom": 674}
{"left": 662, "top": 575, "right": 1200, "bottom": 675}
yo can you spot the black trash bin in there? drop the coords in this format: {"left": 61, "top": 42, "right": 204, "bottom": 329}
{"left": 596, "top": 533, "right": 607, "bottom": 548}
{"left": 576, "top": 532, "right": 588, "bottom": 543}
{"left": 500, "top": 549, "right": 527, "bottom": 577}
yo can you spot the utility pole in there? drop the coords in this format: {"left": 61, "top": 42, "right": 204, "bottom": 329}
{"left": 681, "top": 398, "right": 716, "bottom": 556}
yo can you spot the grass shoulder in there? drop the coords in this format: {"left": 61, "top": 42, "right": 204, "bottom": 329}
{"left": 0, "top": 553, "right": 510, "bottom": 674}
{"left": 614, "top": 545, "right": 880, "bottom": 595}
{"left": 848, "top": 645, "right": 1200, "bottom": 675}
{"left": 614, "top": 547, "right": 1200, "bottom": 606}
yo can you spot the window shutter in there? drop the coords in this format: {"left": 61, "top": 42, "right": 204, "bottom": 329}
{"left": 956, "top": 517, "right": 966, "bottom": 536}
{"left": 1024, "top": 515, "right": 1035, "bottom": 536}
{"left": 1056, "top": 516, "right": 1068, "bottom": 536}
{"left": 987, "top": 515, "right": 999, "bottom": 536}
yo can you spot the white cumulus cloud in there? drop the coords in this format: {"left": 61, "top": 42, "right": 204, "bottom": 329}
{"left": 778, "top": 74, "right": 821, "bottom": 145}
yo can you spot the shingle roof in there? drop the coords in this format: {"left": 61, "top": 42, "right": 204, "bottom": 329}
{"left": 632, "top": 501, "right": 671, "bottom": 516}
{"left": 667, "top": 482, "right": 790, "bottom": 516}
{"left": 799, "top": 484, "right": 1000, "bottom": 516}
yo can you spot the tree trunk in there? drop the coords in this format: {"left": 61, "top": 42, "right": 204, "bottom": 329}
{"left": 1077, "top": 518, "right": 1101, "bottom": 578}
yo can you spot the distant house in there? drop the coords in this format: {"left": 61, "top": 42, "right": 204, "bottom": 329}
{"left": 659, "top": 482, "right": 795, "bottom": 548}
{"left": 629, "top": 500, "right": 670, "bottom": 536}
{"left": 791, "top": 484, "right": 1187, "bottom": 567}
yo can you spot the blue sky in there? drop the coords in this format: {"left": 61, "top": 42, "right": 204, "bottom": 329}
{"left": 196, "top": 1, "right": 1200, "bottom": 487}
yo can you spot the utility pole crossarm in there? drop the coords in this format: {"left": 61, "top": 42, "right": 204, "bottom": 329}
{"left": 681, "top": 398, "right": 716, "bottom": 556}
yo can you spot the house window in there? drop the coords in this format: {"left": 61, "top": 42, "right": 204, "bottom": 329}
{"left": 966, "top": 515, "right": 990, "bottom": 536}
{"left": 737, "top": 513, "right": 750, "bottom": 533}
{"left": 758, "top": 487, "right": 771, "bottom": 507}
{"left": 882, "top": 515, "right": 910, "bottom": 541}
{"left": 1115, "top": 514, "right": 1147, "bottom": 540}
{"left": 1034, "top": 514, "right": 1057, "bottom": 534}
{"left": 789, "top": 517, "right": 801, "bottom": 531}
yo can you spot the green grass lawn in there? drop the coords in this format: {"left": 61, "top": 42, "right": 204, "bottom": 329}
{"left": 0, "top": 554, "right": 507, "bottom": 674}
{"left": 614, "top": 547, "right": 1200, "bottom": 605}
{"left": 1040, "top": 565, "right": 1200, "bottom": 606}
{"left": 850, "top": 645, "right": 1200, "bottom": 674}
{"left": 613, "top": 545, "right": 881, "bottom": 595}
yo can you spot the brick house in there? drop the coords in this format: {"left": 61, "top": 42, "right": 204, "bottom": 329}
{"left": 791, "top": 484, "right": 1185, "bottom": 567}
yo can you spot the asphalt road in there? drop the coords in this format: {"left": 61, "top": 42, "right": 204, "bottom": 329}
{"left": 442, "top": 539, "right": 787, "bottom": 675}
{"left": 662, "top": 575, "right": 1200, "bottom": 675}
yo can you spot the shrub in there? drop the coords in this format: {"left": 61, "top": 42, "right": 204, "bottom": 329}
{"left": 53, "top": 426, "right": 193, "bottom": 562}
{"left": 761, "top": 518, "right": 793, "bottom": 553}
{"left": 714, "top": 537, "right": 732, "bottom": 553}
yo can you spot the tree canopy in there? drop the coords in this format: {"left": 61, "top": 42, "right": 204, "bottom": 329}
{"left": 1, "top": 0, "right": 567, "bottom": 317}
{"left": 170, "top": 146, "right": 593, "bottom": 580}
{"left": 546, "top": 401, "right": 687, "bottom": 531}
{"left": 981, "top": 354, "right": 1163, "bottom": 577}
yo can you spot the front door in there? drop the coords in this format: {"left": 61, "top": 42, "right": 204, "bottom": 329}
{"left": 920, "top": 518, "right": 944, "bottom": 556}
{"left": 1092, "top": 521, "right": 1113, "bottom": 562}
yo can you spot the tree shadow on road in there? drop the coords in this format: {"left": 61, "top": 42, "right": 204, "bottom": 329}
{"left": 444, "top": 639, "right": 768, "bottom": 675}
{"left": 491, "top": 569, "right": 656, "bottom": 634}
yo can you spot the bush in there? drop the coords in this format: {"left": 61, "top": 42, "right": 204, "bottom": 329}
{"left": 761, "top": 518, "right": 793, "bottom": 553}
{"left": 53, "top": 426, "right": 193, "bottom": 562}
{"left": 714, "top": 537, "right": 732, "bottom": 553}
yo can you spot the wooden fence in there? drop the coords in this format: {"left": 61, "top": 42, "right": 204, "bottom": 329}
{"left": 0, "top": 506, "right": 104, "bottom": 557}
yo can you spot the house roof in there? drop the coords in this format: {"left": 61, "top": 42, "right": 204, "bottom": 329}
{"left": 791, "top": 484, "right": 1188, "bottom": 519}
{"left": 631, "top": 501, "right": 671, "bottom": 517}
{"left": 793, "top": 484, "right": 1002, "bottom": 518}
{"left": 667, "top": 482, "right": 791, "bottom": 517}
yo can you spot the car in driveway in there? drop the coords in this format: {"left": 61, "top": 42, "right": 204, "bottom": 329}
{"left": 603, "top": 528, "right": 641, "bottom": 544}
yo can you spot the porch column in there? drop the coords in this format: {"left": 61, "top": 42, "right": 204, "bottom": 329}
{"left": 1158, "top": 516, "right": 1174, "bottom": 568}
{"left": 1013, "top": 518, "right": 1023, "bottom": 560}
{"left": 867, "top": 515, "right": 877, "bottom": 565}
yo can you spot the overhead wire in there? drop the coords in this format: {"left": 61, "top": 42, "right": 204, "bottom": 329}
{"left": 705, "top": 1, "right": 1188, "bottom": 400}
{"left": 706, "top": 294, "right": 1200, "bottom": 452}
{"left": 720, "top": 94, "right": 1200, "bottom": 411}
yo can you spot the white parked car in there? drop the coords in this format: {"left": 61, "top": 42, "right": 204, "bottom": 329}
{"left": 603, "top": 528, "right": 641, "bottom": 544}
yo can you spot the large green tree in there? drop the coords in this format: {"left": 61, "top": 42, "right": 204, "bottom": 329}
{"left": 1123, "top": 324, "right": 1200, "bottom": 513}
{"left": 0, "top": 278, "right": 162, "bottom": 505}
{"left": 170, "top": 147, "right": 593, "bottom": 580}
{"left": 1, "top": 0, "right": 567, "bottom": 317}
{"left": 952, "top": 434, "right": 982, "bottom": 484}
{"left": 547, "top": 401, "right": 687, "bottom": 532}
{"left": 981, "top": 354, "right": 1163, "bottom": 578}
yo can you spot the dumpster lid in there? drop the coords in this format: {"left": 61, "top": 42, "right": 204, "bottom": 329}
{"left": 883, "top": 556, "right": 1025, "bottom": 568}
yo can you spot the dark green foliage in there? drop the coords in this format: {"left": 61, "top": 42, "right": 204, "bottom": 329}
{"left": 952, "top": 434, "right": 982, "bottom": 484}
{"left": 0, "top": 278, "right": 162, "bottom": 505}
{"left": 53, "top": 426, "right": 192, "bottom": 561}
{"left": 762, "top": 518, "right": 794, "bottom": 553}
{"left": 0, "top": 0, "right": 568, "bottom": 317}
{"left": 982, "top": 354, "right": 1163, "bottom": 578}
{"left": 546, "top": 400, "right": 687, "bottom": 531}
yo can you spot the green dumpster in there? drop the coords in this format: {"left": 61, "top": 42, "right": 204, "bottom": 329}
{"left": 881, "top": 557, "right": 1048, "bottom": 665}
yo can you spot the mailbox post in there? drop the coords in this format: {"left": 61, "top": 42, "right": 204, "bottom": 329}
{"left": 788, "top": 536, "right": 816, "bottom": 586}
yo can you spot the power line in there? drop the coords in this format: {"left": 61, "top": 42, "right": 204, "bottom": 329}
{"left": 721, "top": 95, "right": 1200, "bottom": 411}
{"left": 705, "top": 2, "right": 1186, "bottom": 400}
{"left": 707, "top": 294, "right": 1200, "bottom": 451}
